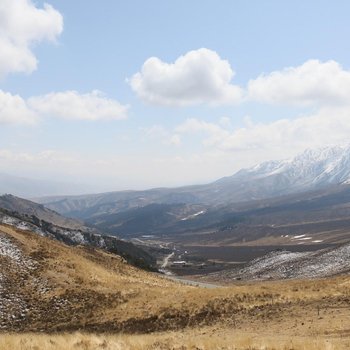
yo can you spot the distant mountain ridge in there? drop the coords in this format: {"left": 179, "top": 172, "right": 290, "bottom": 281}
{"left": 37, "top": 144, "right": 350, "bottom": 214}
{"left": 29, "top": 144, "right": 350, "bottom": 243}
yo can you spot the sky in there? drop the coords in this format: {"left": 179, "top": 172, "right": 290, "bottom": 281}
{"left": 1, "top": 0, "right": 350, "bottom": 192}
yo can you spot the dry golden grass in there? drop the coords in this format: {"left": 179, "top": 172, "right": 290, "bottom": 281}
{"left": 1, "top": 329, "right": 349, "bottom": 350}
{"left": 1, "top": 224, "right": 350, "bottom": 349}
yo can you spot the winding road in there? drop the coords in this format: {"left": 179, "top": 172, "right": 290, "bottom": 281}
{"left": 161, "top": 252, "right": 175, "bottom": 269}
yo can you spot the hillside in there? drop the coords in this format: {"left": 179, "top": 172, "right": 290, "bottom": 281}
{"left": 1, "top": 223, "right": 350, "bottom": 348}
{"left": 206, "top": 242, "right": 350, "bottom": 282}
{"left": 0, "top": 223, "right": 179, "bottom": 332}
{"left": 0, "top": 194, "right": 89, "bottom": 231}
{"left": 0, "top": 204, "right": 156, "bottom": 271}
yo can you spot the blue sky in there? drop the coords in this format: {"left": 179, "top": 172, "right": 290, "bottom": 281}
{"left": 1, "top": 0, "right": 350, "bottom": 191}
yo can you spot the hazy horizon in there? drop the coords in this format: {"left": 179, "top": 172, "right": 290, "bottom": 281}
{"left": 2, "top": 1, "right": 350, "bottom": 190}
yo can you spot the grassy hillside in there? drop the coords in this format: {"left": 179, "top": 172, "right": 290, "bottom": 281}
{"left": 1, "top": 223, "right": 350, "bottom": 349}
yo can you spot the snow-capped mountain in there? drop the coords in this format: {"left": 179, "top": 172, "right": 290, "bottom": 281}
{"left": 217, "top": 144, "right": 350, "bottom": 200}
{"left": 243, "top": 144, "right": 350, "bottom": 183}
{"left": 35, "top": 144, "right": 350, "bottom": 233}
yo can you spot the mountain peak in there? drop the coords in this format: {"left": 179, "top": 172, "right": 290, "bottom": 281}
{"left": 230, "top": 143, "right": 350, "bottom": 192}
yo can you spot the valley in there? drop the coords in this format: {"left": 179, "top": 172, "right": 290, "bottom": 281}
{"left": 2, "top": 145, "right": 350, "bottom": 349}
{"left": 3, "top": 1, "right": 350, "bottom": 348}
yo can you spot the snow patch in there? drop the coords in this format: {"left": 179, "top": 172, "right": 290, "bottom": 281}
{"left": 0, "top": 234, "right": 35, "bottom": 270}
{"left": 292, "top": 235, "right": 306, "bottom": 239}
{"left": 181, "top": 210, "right": 205, "bottom": 221}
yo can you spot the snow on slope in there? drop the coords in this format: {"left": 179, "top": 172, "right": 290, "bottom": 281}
{"left": 228, "top": 144, "right": 350, "bottom": 192}
{"left": 211, "top": 243, "right": 350, "bottom": 281}
{"left": 0, "top": 213, "right": 99, "bottom": 247}
{"left": 0, "top": 234, "right": 35, "bottom": 270}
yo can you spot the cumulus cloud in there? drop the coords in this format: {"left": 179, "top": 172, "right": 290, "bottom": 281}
{"left": 248, "top": 59, "right": 350, "bottom": 106}
{"left": 28, "top": 90, "right": 129, "bottom": 121}
{"left": 129, "top": 48, "right": 243, "bottom": 106}
{"left": 0, "top": 90, "right": 128, "bottom": 124}
{"left": 0, "top": 0, "right": 63, "bottom": 77}
{"left": 0, "top": 90, "right": 37, "bottom": 124}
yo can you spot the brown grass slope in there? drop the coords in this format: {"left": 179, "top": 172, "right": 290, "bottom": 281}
{"left": 1, "top": 223, "right": 350, "bottom": 349}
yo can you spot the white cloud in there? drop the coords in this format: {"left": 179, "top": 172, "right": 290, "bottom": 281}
{"left": 176, "top": 118, "right": 230, "bottom": 146}
{"left": 142, "top": 125, "right": 168, "bottom": 138}
{"left": 141, "top": 125, "right": 181, "bottom": 146}
{"left": 0, "top": 90, "right": 37, "bottom": 124}
{"left": 129, "top": 48, "right": 243, "bottom": 106}
{"left": 0, "top": 0, "right": 63, "bottom": 77}
{"left": 174, "top": 106, "right": 350, "bottom": 161}
{"left": 220, "top": 107, "right": 350, "bottom": 153}
{"left": 0, "top": 90, "right": 128, "bottom": 124}
{"left": 219, "top": 116, "right": 232, "bottom": 128}
{"left": 169, "top": 134, "right": 181, "bottom": 146}
{"left": 248, "top": 59, "right": 350, "bottom": 106}
{"left": 28, "top": 90, "right": 129, "bottom": 121}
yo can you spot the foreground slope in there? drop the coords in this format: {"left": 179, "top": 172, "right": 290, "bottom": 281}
{"left": 0, "top": 223, "right": 186, "bottom": 332}
{"left": 1, "top": 223, "right": 350, "bottom": 349}
{"left": 0, "top": 199, "right": 156, "bottom": 270}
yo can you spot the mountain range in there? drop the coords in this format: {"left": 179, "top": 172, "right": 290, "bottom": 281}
{"left": 37, "top": 144, "right": 350, "bottom": 209}
{"left": 30, "top": 144, "right": 350, "bottom": 243}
